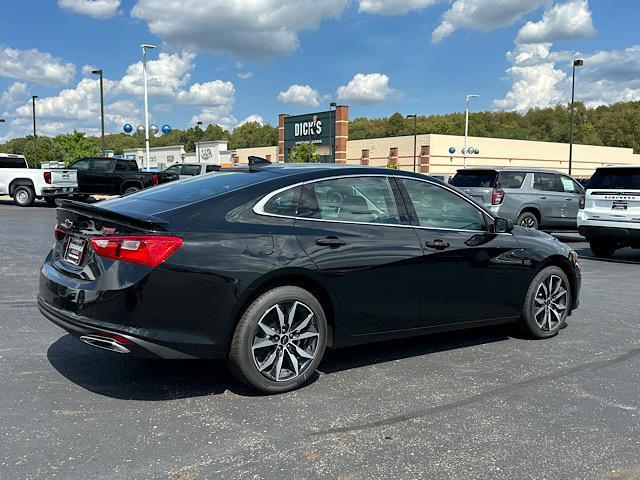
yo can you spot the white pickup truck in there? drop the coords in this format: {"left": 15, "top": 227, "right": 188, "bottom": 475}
{"left": 0, "top": 153, "right": 78, "bottom": 207}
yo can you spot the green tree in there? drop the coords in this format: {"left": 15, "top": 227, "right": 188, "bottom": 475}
{"left": 386, "top": 112, "right": 407, "bottom": 137}
{"left": 21, "top": 136, "right": 64, "bottom": 167}
{"left": 289, "top": 142, "right": 320, "bottom": 163}
{"left": 56, "top": 131, "right": 99, "bottom": 164}
{"left": 229, "top": 121, "right": 278, "bottom": 149}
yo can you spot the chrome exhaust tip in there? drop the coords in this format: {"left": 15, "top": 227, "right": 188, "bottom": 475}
{"left": 79, "top": 335, "right": 131, "bottom": 354}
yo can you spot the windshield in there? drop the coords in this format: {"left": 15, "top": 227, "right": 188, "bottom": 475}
{"left": 588, "top": 168, "right": 640, "bottom": 189}
{"left": 450, "top": 171, "right": 497, "bottom": 188}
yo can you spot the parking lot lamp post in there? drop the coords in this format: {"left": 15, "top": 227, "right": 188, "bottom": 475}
{"left": 91, "top": 69, "right": 105, "bottom": 154}
{"left": 329, "top": 102, "right": 337, "bottom": 163}
{"left": 196, "top": 121, "right": 203, "bottom": 163}
{"left": 31, "top": 96, "right": 38, "bottom": 165}
{"left": 568, "top": 59, "right": 583, "bottom": 176}
{"left": 406, "top": 114, "right": 417, "bottom": 172}
{"left": 141, "top": 44, "right": 156, "bottom": 171}
{"left": 464, "top": 94, "right": 479, "bottom": 169}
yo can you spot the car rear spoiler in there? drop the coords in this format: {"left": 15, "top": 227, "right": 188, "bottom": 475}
{"left": 59, "top": 199, "right": 169, "bottom": 231}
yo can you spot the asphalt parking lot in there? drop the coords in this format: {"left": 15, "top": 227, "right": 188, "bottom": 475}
{"left": 1, "top": 200, "right": 639, "bottom": 480}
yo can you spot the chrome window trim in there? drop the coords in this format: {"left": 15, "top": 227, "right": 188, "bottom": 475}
{"left": 252, "top": 173, "right": 506, "bottom": 235}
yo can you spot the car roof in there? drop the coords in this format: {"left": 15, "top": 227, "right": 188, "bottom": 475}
{"left": 456, "top": 167, "right": 569, "bottom": 175}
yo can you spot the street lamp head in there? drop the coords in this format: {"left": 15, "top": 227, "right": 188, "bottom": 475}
{"left": 0, "top": 118, "right": 5, "bottom": 123}
{"left": 91, "top": 69, "right": 103, "bottom": 75}
{"left": 196, "top": 121, "right": 203, "bottom": 127}
{"left": 141, "top": 44, "right": 156, "bottom": 50}
{"left": 330, "top": 102, "right": 337, "bottom": 107}
{"left": 32, "top": 95, "right": 38, "bottom": 100}
{"left": 466, "top": 94, "right": 479, "bottom": 101}
{"left": 573, "top": 59, "right": 584, "bottom": 67}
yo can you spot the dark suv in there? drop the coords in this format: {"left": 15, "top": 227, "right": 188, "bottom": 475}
{"left": 450, "top": 168, "right": 584, "bottom": 230}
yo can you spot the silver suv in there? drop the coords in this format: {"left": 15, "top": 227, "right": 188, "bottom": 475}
{"left": 450, "top": 168, "right": 584, "bottom": 230}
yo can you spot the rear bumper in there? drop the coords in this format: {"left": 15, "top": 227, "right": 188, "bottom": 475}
{"left": 41, "top": 187, "right": 77, "bottom": 196}
{"left": 578, "top": 225, "right": 640, "bottom": 246}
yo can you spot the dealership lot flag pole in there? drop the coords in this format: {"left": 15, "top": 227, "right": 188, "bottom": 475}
{"left": 464, "top": 94, "right": 478, "bottom": 169}
{"left": 141, "top": 44, "right": 156, "bottom": 171}
{"left": 31, "top": 96, "right": 38, "bottom": 165}
{"left": 569, "top": 59, "right": 583, "bottom": 176}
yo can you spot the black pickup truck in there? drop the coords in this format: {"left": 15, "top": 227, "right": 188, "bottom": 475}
{"left": 68, "top": 157, "right": 178, "bottom": 196}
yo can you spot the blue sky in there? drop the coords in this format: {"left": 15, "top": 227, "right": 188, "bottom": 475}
{"left": 1, "top": 0, "right": 639, "bottom": 141}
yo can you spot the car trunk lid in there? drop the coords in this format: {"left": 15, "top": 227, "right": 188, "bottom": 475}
{"left": 450, "top": 170, "right": 498, "bottom": 205}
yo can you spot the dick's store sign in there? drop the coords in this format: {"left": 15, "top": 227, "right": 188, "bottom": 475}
{"left": 284, "top": 110, "right": 336, "bottom": 161}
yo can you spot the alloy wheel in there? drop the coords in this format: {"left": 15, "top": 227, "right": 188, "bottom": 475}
{"left": 251, "top": 301, "right": 320, "bottom": 382}
{"left": 16, "top": 190, "right": 29, "bottom": 204}
{"left": 520, "top": 217, "right": 536, "bottom": 228}
{"left": 533, "top": 274, "right": 567, "bottom": 331}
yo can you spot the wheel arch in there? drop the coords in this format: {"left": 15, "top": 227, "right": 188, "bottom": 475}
{"left": 531, "top": 254, "right": 578, "bottom": 311}
{"left": 230, "top": 269, "right": 338, "bottom": 352}
{"left": 121, "top": 180, "right": 144, "bottom": 194}
{"left": 517, "top": 205, "right": 541, "bottom": 224}
{"left": 9, "top": 178, "right": 35, "bottom": 196}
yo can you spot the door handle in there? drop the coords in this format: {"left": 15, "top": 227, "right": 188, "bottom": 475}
{"left": 539, "top": 196, "right": 547, "bottom": 199}
{"left": 425, "top": 239, "right": 450, "bottom": 250}
{"left": 566, "top": 198, "right": 573, "bottom": 201}
{"left": 315, "top": 237, "right": 347, "bottom": 248}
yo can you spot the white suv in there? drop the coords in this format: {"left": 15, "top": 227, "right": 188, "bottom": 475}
{"left": 577, "top": 165, "right": 640, "bottom": 257}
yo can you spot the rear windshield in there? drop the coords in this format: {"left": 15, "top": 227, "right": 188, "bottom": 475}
{"left": 588, "top": 168, "right": 640, "bottom": 189}
{"left": 450, "top": 171, "right": 497, "bottom": 188}
{"left": 99, "top": 170, "right": 275, "bottom": 214}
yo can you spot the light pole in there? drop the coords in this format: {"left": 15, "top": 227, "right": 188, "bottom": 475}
{"left": 141, "top": 44, "right": 156, "bottom": 171}
{"left": 406, "top": 114, "right": 417, "bottom": 172}
{"left": 195, "top": 120, "right": 203, "bottom": 163}
{"left": 329, "top": 101, "right": 337, "bottom": 163}
{"left": 32, "top": 96, "right": 38, "bottom": 165}
{"left": 464, "top": 94, "right": 479, "bottom": 169}
{"left": 568, "top": 59, "right": 583, "bottom": 176}
{"left": 91, "top": 69, "right": 105, "bottom": 154}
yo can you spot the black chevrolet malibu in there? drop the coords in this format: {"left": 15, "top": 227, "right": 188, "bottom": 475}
{"left": 38, "top": 163, "right": 581, "bottom": 393}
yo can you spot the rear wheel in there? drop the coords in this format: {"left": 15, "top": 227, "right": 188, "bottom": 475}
{"left": 13, "top": 186, "right": 35, "bottom": 207}
{"left": 227, "top": 286, "right": 327, "bottom": 394}
{"left": 123, "top": 185, "right": 140, "bottom": 196}
{"left": 589, "top": 240, "right": 616, "bottom": 257}
{"left": 520, "top": 266, "right": 571, "bottom": 338}
{"left": 517, "top": 211, "right": 539, "bottom": 229}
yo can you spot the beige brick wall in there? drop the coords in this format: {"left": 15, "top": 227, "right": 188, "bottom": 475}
{"left": 346, "top": 135, "right": 429, "bottom": 170}
{"left": 233, "top": 146, "right": 279, "bottom": 165}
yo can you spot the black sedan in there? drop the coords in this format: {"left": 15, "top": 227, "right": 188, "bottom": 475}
{"left": 38, "top": 163, "right": 581, "bottom": 393}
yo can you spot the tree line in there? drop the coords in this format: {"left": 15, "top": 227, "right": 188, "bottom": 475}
{"left": 2, "top": 101, "right": 639, "bottom": 167}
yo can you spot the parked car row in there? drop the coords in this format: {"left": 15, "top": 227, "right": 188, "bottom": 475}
{"left": 38, "top": 161, "right": 581, "bottom": 394}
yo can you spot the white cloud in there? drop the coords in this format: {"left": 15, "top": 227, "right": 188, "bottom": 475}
{"left": 277, "top": 84, "right": 320, "bottom": 107}
{"left": 237, "top": 114, "right": 264, "bottom": 127}
{"left": 0, "top": 82, "right": 27, "bottom": 108}
{"left": 238, "top": 72, "right": 254, "bottom": 80}
{"left": 191, "top": 106, "right": 237, "bottom": 131}
{"left": 58, "top": 0, "right": 120, "bottom": 18}
{"left": 432, "top": 0, "right": 545, "bottom": 43}
{"left": 358, "top": 0, "right": 438, "bottom": 15}
{"left": 176, "top": 80, "right": 235, "bottom": 106}
{"left": 116, "top": 51, "right": 195, "bottom": 97}
{"left": 336, "top": 73, "right": 396, "bottom": 104}
{"left": 516, "top": 0, "right": 596, "bottom": 44}
{"left": 131, "top": 0, "right": 349, "bottom": 60}
{"left": 0, "top": 45, "right": 76, "bottom": 85}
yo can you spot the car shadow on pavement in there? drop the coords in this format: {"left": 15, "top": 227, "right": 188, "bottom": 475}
{"left": 47, "top": 334, "right": 260, "bottom": 400}
{"left": 573, "top": 247, "right": 640, "bottom": 265}
{"left": 318, "top": 324, "right": 514, "bottom": 374}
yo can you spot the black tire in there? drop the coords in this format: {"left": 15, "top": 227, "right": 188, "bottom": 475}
{"left": 73, "top": 194, "right": 90, "bottom": 201}
{"left": 227, "top": 286, "right": 327, "bottom": 394}
{"left": 123, "top": 185, "right": 140, "bottom": 196}
{"left": 13, "top": 186, "right": 35, "bottom": 207}
{"left": 44, "top": 196, "right": 58, "bottom": 207}
{"left": 517, "top": 211, "right": 539, "bottom": 229}
{"left": 589, "top": 240, "right": 616, "bottom": 258}
{"left": 520, "top": 266, "right": 571, "bottom": 339}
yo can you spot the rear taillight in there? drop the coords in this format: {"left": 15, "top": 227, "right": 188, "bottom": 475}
{"left": 44, "top": 172, "right": 52, "bottom": 184}
{"left": 90, "top": 236, "right": 183, "bottom": 268}
{"left": 578, "top": 192, "right": 585, "bottom": 209}
{"left": 54, "top": 225, "right": 64, "bottom": 240}
{"left": 491, "top": 187, "right": 505, "bottom": 205}
{"left": 152, "top": 174, "right": 159, "bottom": 186}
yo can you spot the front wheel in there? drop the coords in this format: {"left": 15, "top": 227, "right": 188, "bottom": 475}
{"left": 227, "top": 286, "right": 327, "bottom": 394}
{"left": 13, "top": 186, "right": 35, "bottom": 207}
{"left": 589, "top": 240, "right": 616, "bottom": 258}
{"left": 520, "top": 266, "right": 571, "bottom": 338}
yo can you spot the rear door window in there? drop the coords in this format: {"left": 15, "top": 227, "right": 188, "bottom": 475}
{"left": 298, "top": 176, "right": 401, "bottom": 225}
{"left": 450, "top": 171, "right": 497, "bottom": 187}
{"left": 263, "top": 186, "right": 302, "bottom": 217}
{"left": 533, "top": 173, "right": 562, "bottom": 192}
{"left": 559, "top": 176, "right": 582, "bottom": 193}
{"left": 182, "top": 165, "right": 202, "bottom": 176}
{"left": 69, "top": 158, "right": 91, "bottom": 171}
{"left": 588, "top": 168, "right": 640, "bottom": 189}
{"left": 497, "top": 172, "right": 526, "bottom": 189}
{"left": 90, "top": 158, "right": 115, "bottom": 173}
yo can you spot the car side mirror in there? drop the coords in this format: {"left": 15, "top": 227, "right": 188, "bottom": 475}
{"left": 493, "top": 217, "right": 514, "bottom": 233}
